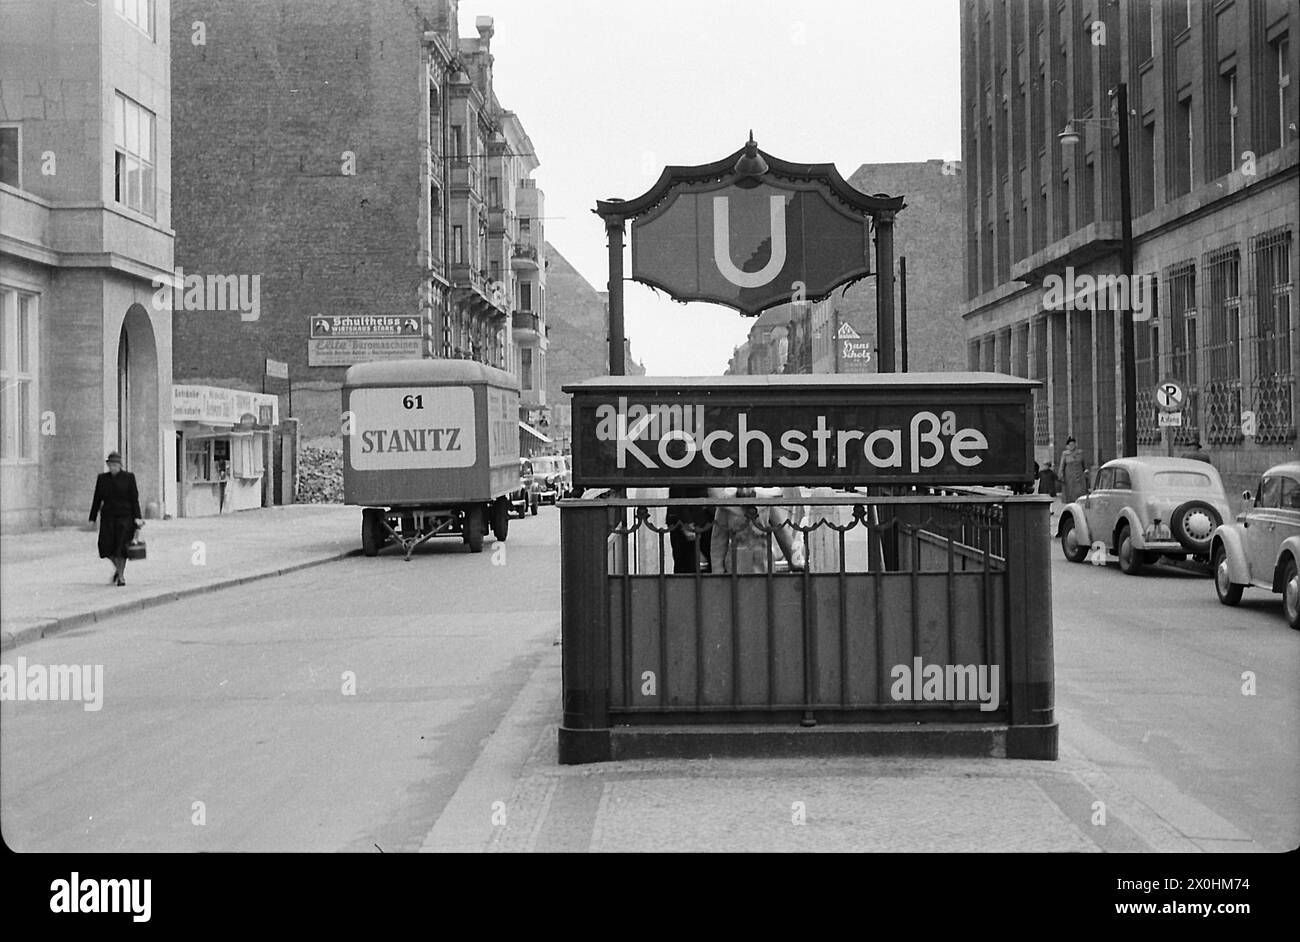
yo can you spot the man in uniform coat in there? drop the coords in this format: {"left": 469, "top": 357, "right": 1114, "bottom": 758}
{"left": 89, "top": 451, "right": 143, "bottom": 586}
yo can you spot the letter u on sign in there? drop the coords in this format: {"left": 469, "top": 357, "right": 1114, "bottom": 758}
{"left": 713, "top": 195, "right": 786, "bottom": 288}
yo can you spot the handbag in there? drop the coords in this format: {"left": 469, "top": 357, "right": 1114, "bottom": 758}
{"left": 125, "top": 527, "right": 147, "bottom": 560}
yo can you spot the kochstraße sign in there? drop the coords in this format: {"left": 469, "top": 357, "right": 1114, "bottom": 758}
{"left": 565, "top": 374, "right": 1037, "bottom": 488}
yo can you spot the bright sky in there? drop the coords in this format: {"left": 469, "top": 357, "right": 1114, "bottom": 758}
{"left": 462, "top": 0, "right": 962, "bottom": 375}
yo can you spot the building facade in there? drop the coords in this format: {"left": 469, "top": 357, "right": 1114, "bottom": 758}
{"left": 170, "top": 0, "right": 545, "bottom": 445}
{"left": 1, "top": 0, "right": 176, "bottom": 529}
{"left": 962, "top": 0, "right": 1298, "bottom": 495}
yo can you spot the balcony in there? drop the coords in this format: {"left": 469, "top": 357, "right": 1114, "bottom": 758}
{"left": 511, "top": 240, "right": 539, "bottom": 270}
{"left": 428, "top": 148, "right": 444, "bottom": 188}
{"left": 449, "top": 157, "right": 481, "bottom": 195}
{"left": 512, "top": 310, "right": 541, "bottom": 336}
{"left": 449, "top": 262, "right": 509, "bottom": 320}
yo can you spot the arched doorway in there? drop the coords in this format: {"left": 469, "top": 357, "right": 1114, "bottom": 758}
{"left": 115, "top": 303, "right": 160, "bottom": 513}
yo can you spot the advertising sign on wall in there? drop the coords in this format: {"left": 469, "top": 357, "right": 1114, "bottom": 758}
{"left": 308, "top": 315, "right": 423, "bottom": 366}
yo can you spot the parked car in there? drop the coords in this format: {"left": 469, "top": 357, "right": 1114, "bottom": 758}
{"left": 1210, "top": 461, "right": 1300, "bottom": 629}
{"left": 509, "top": 458, "right": 539, "bottom": 518}
{"left": 530, "top": 454, "right": 569, "bottom": 504}
{"left": 1057, "top": 457, "right": 1231, "bottom": 574}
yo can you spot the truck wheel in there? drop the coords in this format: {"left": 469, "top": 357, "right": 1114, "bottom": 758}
{"left": 465, "top": 505, "right": 485, "bottom": 553}
{"left": 361, "top": 509, "right": 384, "bottom": 557}
{"left": 491, "top": 497, "right": 510, "bottom": 542}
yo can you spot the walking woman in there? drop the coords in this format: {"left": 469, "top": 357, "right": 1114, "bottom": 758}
{"left": 89, "top": 451, "right": 143, "bottom": 586}
{"left": 1058, "top": 435, "right": 1089, "bottom": 504}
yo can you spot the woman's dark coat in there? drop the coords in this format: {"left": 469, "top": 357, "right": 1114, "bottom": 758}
{"left": 90, "top": 470, "right": 141, "bottom": 559}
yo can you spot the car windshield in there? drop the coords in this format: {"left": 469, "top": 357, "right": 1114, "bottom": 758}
{"left": 1153, "top": 471, "right": 1213, "bottom": 489}
{"left": 534, "top": 458, "right": 560, "bottom": 473}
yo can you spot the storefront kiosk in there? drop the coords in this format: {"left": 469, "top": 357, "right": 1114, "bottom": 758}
{"left": 173, "top": 385, "right": 279, "bottom": 517}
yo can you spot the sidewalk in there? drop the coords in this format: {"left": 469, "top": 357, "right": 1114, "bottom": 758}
{"left": 1, "top": 504, "right": 359, "bottom": 649}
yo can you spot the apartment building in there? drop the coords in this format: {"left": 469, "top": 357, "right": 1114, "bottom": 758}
{"left": 0, "top": 0, "right": 176, "bottom": 528}
{"left": 170, "top": 0, "right": 545, "bottom": 442}
{"left": 962, "top": 0, "right": 1297, "bottom": 494}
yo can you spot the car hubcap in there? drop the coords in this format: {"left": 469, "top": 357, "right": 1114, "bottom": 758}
{"left": 1286, "top": 574, "right": 1299, "bottom": 621}
{"left": 1183, "top": 511, "right": 1214, "bottom": 541}
{"left": 1119, "top": 539, "right": 1132, "bottom": 568}
{"left": 1064, "top": 528, "right": 1078, "bottom": 554}
{"left": 1216, "top": 559, "right": 1231, "bottom": 595}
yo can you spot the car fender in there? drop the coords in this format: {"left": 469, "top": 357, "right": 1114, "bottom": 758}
{"left": 1211, "top": 525, "right": 1251, "bottom": 584}
{"left": 1272, "top": 536, "right": 1300, "bottom": 592}
{"left": 1116, "top": 507, "right": 1147, "bottom": 549}
{"left": 1058, "top": 502, "right": 1092, "bottom": 544}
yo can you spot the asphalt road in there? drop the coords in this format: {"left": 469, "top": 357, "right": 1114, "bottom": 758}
{"left": 1049, "top": 541, "right": 1300, "bottom": 852}
{"left": 0, "top": 506, "right": 562, "bottom": 853}
{"left": 2, "top": 506, "right": 1295, "bottom": 852}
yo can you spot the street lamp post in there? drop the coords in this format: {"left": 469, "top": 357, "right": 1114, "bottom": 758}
{"left": 1058, "top": 82, "right": 1138, "bottom": 457}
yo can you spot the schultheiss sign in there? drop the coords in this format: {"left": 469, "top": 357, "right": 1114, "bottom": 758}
{"left": 566, "top": 375, "right": 1036, "bottom": 488}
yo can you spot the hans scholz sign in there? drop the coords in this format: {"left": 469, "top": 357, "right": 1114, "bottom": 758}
{"left": 567, "top": 377, "right": 1035, "bottom": 488}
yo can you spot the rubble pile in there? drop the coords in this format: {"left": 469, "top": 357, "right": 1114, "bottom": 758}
{"left": 296, "top": 444, "right": 343, "bottom": 503}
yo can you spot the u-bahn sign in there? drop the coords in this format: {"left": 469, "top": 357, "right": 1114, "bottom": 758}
{"left": 565, "top": 374, "right": 1037, "bottom": 488}
{"left": 599, "top": 134, "right": 905, "bottom": 320}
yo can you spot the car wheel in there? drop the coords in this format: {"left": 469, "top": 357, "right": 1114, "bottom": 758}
{"left": 530, "top": 498, "right": 538, "bottom": 516}
{"left": 361, "top": 508, "right": 384, "bottom": 557}
{"left": 1170, "top": 500, "right": 1221, "bottom": 555}
{"left": 491, "top": 497, "right": 510, "bottom": 542}
{"left": 1117, "top": 526, "right": 1144, "bottom": 575}
{"left": 1283, "top": 557, "right": 1300, "bottom": 630}
{"left": 1060, "top": 516, "right": 1088, "bottom": 562}
{"left": 465, "top": 505, "right": 485, "bottom": 553}
{"left": 1213, "top": 545, "right": 1243, "bottom": 606}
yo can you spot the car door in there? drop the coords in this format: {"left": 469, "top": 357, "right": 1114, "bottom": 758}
{"left": 1246, "top": 474, "right": 1282, "bottom": 586}
{"left": 1084, "top": 466, "right": 1115, "bottom": 543}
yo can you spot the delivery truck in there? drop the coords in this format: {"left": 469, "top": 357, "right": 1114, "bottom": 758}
{"left": 342, "top": 359, "right": 521, "bottom": 559}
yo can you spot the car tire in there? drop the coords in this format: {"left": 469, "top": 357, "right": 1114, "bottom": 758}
{"left": 491, "top": 497, "right": 510, "bottom": 542}
{"left": 1060, "top": 516, "right": 1088, "bottom": 563}
{"left": 465, "top": 505, "right": 485, "bottom": 553}
{"left": 361, "top": 508, "right": 384, "bottom": 557}
{"left": 1282, "top": 557, "right": 1300, "bottom": 630}
{"left": 1170, "top": 500, "right": 1221, "bottom": 556}
{"left": 1117, "top": 526, "right": 1144, "bottom": 575}
{"left": 1213, "top": 545, "right": 1243, "bottom": 606}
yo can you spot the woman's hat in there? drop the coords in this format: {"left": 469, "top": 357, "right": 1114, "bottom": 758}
{"left": 105, "top": 451, "right": 122, "bottom": 463}
{"left": 1065, "top": 436, "right": 1076, "bottom": 444}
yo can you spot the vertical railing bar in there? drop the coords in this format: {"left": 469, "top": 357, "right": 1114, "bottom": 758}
{"left": 910, "top": 521, "right": 920, "bottom": 667}
{"left": 947, "top": 508, "right": 956, "bottom": 669}
{"left": 766, "top": 529, "right": 776, "bottom": 709}
{"left": 874, "top": 511, "right": 886, "bottom": 707}
{"left": 730, "top": 526, "right": 741, "bottom": 708}
{"left": 620, "top": 508, "right": 633, "bottom": 710}
{"left": 838, "top": 525, "right": 848, "bottom": 707}
{"left": 693, "top": 517, "right": 705, "bottom": 709}
{"left": 801, "top": 519, "right": 815, "bottom": 725}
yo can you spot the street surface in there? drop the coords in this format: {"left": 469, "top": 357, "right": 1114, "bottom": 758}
{"left": 2, "top": 508, "right": 1296, "bottom": 852}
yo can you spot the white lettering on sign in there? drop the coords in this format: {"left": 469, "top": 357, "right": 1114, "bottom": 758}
{"left": 349, "top": 387, "right": 476, "bottom": 471}
{"left": 712, "top": 195, "right": 788, "bottom": 288}
{"left": 841, "top": 339, "right": 873, "bottom": 360}
{"left": 594, "top": 401, "right": 990, "bottom": 473}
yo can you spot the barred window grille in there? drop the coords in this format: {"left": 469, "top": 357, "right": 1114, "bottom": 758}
{"left": 1031, "top": 316, "right": 1049, "bottom": 446}
{"left": 1203, "top": 247, "right": 1242, "bottom": 445}
{"left": 1134, "top": 277, "right": 1160, "bottom": 444}
{"left": 1250, "top": 228, "right": 1295, "bottom": 444}
{"left": 1166, "top": 261, "right": 1199, "bottom": 444}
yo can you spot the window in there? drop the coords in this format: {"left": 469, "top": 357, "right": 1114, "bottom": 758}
{"left": 113, "top": 0, "right": 153, "bottom": 39}
{"left": 1274, "top": 33, "right": 1293, "bottom": 153}
{"left": 488, "top": 176, "right": 500, "bottom": 208}
{"left": 452, "top": 226, "right": 463, "bottom": 264}
{"left": 1135, "top": 277, "right": 1160, "bottom": 444}
{"left": 1258, "top": 473, "right": 1282, "bottom": 507}
{"left": 1170, "top": 0, "right": 1190, "bottom": 35}
{"left": 519, "top": 281, "right": 532, "bottom": 312}
{"left": 1095, "top": 467, "right": 1114, "bottom": 490}
{"left": 521, "top": 346, "right": 533, "bottom": 390}
{"left": 1133, "top": 0, "right": 1153, "bottom": 62}
{"left": 1167, "top": 261, "right": 1199, "bottom": 444}
{"left": 1251, "top": 228, "right": 1295, "bottom": 443}
{"left": 1112, "top": 468, "right": 1132, "bottom": 490}
{"left": 1213, "top": 68, "right": 1237, "bottom": 179}
{"left": 1282, "top": 476, "right": 1300, "bottom": 510}
{"left": 1203, "top": 247, "right": 1242, "bottom": 444}
{"left": 450, "top": 125, "right": 464, "bottom": 157}
{"left": 1170, "top": 94, "right": 1192, "bottom": 197}
{"left": 114, "top": 93, "right": 155, "bottom": 216}
{"left": 0, "top": 288, "right": 37, "bottom": 460}
{"left": 232, "top": 435, "right": 263, "bottom": 479}
{"left": 0, "top": 125, "right": 18, "bottom": 188}
{"left": 185, "top": 438, "right": 212, "bottom": 482}
{"left": 1138, "top": 118, "right": 1156, "bottom": 215}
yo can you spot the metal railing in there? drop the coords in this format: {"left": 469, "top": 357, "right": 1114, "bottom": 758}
{"left": 561, "top": 493, "right": 1052, "bottom": 740}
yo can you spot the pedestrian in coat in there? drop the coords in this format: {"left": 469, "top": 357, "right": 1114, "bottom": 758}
{"left": 89, "top": 451, "right": 143, "bottom": 586}
{"left": 1036, "top": 461, "right": 1059, "bottom": 498}
{"left": 1059, "top": 436, "right": 1089, "bottom": 503}
{"left": 666, "top": 484, "right": 714, "bottom": 574}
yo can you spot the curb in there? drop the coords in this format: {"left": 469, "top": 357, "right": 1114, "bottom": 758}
{"left": 0, "top": 549, "right": 360, "bottom": 652}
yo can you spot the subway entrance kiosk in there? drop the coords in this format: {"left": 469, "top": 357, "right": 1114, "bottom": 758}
{"left": 557, "top": 373, "right": 1056, "bottom": 763}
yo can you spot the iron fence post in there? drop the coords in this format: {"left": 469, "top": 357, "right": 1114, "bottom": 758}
{"left": 558, "top": 503, "right": 612, "bottom": 763}
{"left": 1004, "top": 496, "right": 1058, "bottom": 758}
